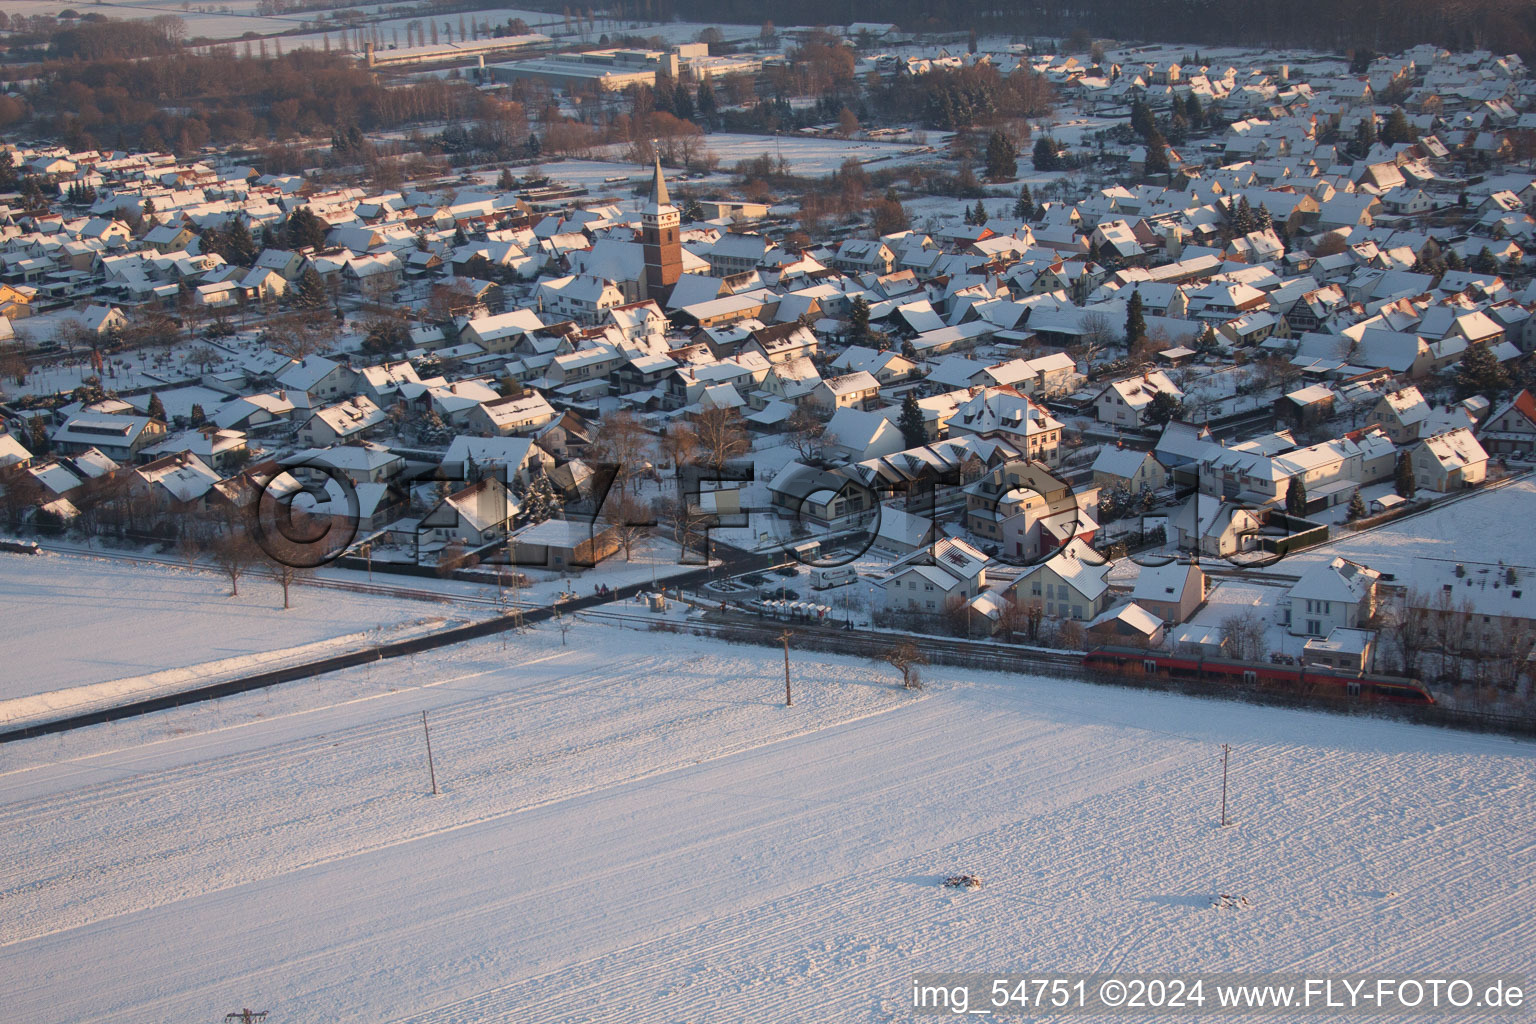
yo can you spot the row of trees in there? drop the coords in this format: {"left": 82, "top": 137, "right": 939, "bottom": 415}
{"left": 661, "top": 0, "right": 1536, "bottom": 60}
{"left": 8, "top": 49, "right": 478, "bottom": 153}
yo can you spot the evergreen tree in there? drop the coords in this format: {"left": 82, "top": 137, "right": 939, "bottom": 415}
{"left": 1471, "top": 246, "right": 1501, "bottom": 274}
{"left": 1412, "top": 238, "right": 1446, "bottom": 276}
{"left": 221, "top": 217, "right": 258, "bottom": 266}
{"left": 682, "top": 198, "right": 705, "bottom": 222}
{"left": 1346, "top": 489, "right": 1367, "bottom": 521}
{"left": 1353, "top": 114, "right": 1376, "bottom": 155}
{"left": 1454, "top": 342, "right": 1509, "bottom": 401}
{"left": 1382, "top": 107, "right": 1414, "bottom": 145}
{"left": 1445, "top": 248, "right": 1467, "bottom": 271}
{"left": 696, "top": 75, "right": 716, "bottom": 122}
{"left": 1196, "top": 324, "right": 1220, "bottom": 352}
{"left": 848, "top": 295, "right": 870, "bottom": 342}
{"left": 146, "top": 392, "right": 166, "bottom": 422}
{"left": 190, "top": 403, "right": 206, "bottom": 426}
{"left": 1013, "top": 184, "right": 1034, "bottom": 220}
{"left": 1129, "top": 99, "right": 1154, "bottom": 140}
{"left": 520, "top": 469, "right": 562, "bottom": 524}
{"left": 282, "top": 207, "right": 327, "bottom": 251}
{"left": 1032, "top": 136, "right": 1059, "bottom": 171}
{"left": 1394, "top": 451, "right": 1416, "bottom": 499}
{"left": 1143, "top": 130, "right": 1170, "bottom": 176}
{"left": 672, "top": 83, "right": 694, "bottom": 121}
{"left": 294, "top": 266, "right": 327, "bottom": 309}
{"left": 1124, "top": 289, "right": 1146, "bottom": 347}
{"left": 984, "top": 129, "right": 1018, "bottom": 179}
{"left": 1185, "top": 93, "right": 1202, "bottom": 128}
{"left": 973, "top": 199, "right": 988, "bottom": 224}
{"left": 497, "top": 167, "right": 516, "bottom": 190}
{"left": 28, "top": 414, "right": 50, "bottom": 455}
{"left": 1230, "top": 195, "right": 1257, "bottom": 235}
{"left": 526, "top": 133, "right": 541, "bottom": 158}
{"left": 1285, "top": 474, "right": 1308, "bottom": 516}
{"left": 897, "top": 391, "right": 929, "bottom": 448}
{"left": 1146, "top": 390, "right": 1183, "bottom": 425}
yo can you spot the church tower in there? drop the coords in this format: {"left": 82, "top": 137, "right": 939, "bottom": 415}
{"left": 640, "top": 151, "right": 682, "bottom": 304}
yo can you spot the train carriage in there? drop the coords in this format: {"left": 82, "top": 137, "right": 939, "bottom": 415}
{"left": 1082, "top": 646, "right": 1434, "bottom": 705}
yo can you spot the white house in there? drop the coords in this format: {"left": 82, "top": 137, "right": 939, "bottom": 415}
{"left": 1095, "top": 370, "right": 1184, "bottom": 428}
{"left": 1284, "top": 556, "right": 1381, "bottom": 637}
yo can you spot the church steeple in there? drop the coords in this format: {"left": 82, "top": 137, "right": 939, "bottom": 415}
{"left": 648, "top": 150, "right": 671, "bottom": 210}
{"left": 640, "top": 147, "right": 681, "bottom": 303}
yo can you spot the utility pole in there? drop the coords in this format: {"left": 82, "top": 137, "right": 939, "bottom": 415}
{"left": 779, "top": 629, "right": 793, "bottom": 706}
{"left": 1220, "top": 743, "right": 1231, "bottom": 826}
{"left": 422, "top": 710, "right": 438, "bottom": 796}
{"left": 225, "top": 1012, "right": 268, "bottom": 1024}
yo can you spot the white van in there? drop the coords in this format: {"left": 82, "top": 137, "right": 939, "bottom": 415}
{"left": 811, "top": 565, "right": 857, "bottom": 590}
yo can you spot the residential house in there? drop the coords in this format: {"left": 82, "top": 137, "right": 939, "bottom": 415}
{"left": 464, "top": 391, "right": 557, "bottom": 436}
{"left": 1129, "top": 560, "right": 1208, "bottom": 624}
{"left": 1095, "top": 371, "right": 1184, "bottom": 428}
{"left": 275, "top": 356, "right": 353, "bottom": 403}
{"left": 877, "top": 536, "right": 989, "bottom": 618}
{"left": 298, "top": 396, "right": 387, "bottom": 446}
{"left": 1009, "top": 537, "right": 1113, "bottom": 621}
{"left": 50, "top": 413, "right": 165, "bottom": 461}
{"left": 1170, "top": 492, "right": 1264, "bottom": 557}
{"left": 419, "top": 478, "right": 518, "bottom": 546}
{"left": 947, "top": 387, "right": 1064, "bottom": 467}
{"left": 1091, "top": 445, "right": 1167, "bottom": 493}
{"left": 1372, "top": 385, "right": 1432, "bottom": 443}
{"left": 509, "top": 517, "right": 620, "bottom": 569}
{"left": 808, "top": 371, "right": 882, "bottom": 417}
{"left": 1284, "top": 556, "right": 1381, "bottom": 636}
{"left": 1410, "top": 427, "right": 1488, "bottom": 491}
{"left": 1478, "top": 389, "right": 1536, "bottom": 455}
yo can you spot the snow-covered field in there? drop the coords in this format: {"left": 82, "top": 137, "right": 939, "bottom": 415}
{"left": 0, "top": 552, "right": 478, "bottom": 723}
{"left": 1, "top": 619, "right": 1532, "bottom": 1023}
{"left": 1282, "top": 476, "right": 1536, "bottom": 580}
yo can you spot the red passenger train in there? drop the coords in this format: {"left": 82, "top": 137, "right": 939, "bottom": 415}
{"left": 1081, "top": 646, "right": 1435, "bottom": 705}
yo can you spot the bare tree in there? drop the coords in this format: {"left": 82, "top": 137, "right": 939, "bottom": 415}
{"left": 659, "top": 421, "right": 699, "bottom": 478}
{"left": 262, "top": 513, "right": 320, "bottom": 609}
{"left": 436, "top": 538, "right": 469, "bottom": 578}
{"left": 1073, "top": 311, "right": 1116, "bottom": 364}
{"left": 177, "top": 529, "right": 205, "bottom": 568}
{"left": 693, "top": 407, "right": 749, "bottom": 469}
{"left": 185, "top": 344, "right": 221, "bottom": 375}
{"left": 1219, "top": 610, "right": 1267, "bottom": 661}
{"left": 589, "top": 410, "right": 651, "bottom": 497}
{"left": 210, "top": 528, "right": 258, "bottom": 597}
{"left": 1376, "top": 587, "right": 1430, "bottom": 677}
{"left": 881, "top": 640, "right": 928, "bottom": 689}
{"left": 942, "top": 593, "right": 975, "bottom": 637}
{"left": 604, "top": 492, "right": 651, "bottom": 561}
{"left": 784, "top": 407, "right": 828, "bottom": 459}
{"left": 654, "top": 495, "right": 711, "bottom": 559}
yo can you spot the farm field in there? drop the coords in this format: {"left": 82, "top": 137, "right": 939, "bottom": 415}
{"left": 1, "top": 619, "right": 1531, "bottom": 1023}
{"left": 0, "top": 551, "right": 474, "bottom": 726}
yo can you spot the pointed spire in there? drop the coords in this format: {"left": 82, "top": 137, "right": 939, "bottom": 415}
{"left": 651, "top": 147, "right": 669, "bottom": 208}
